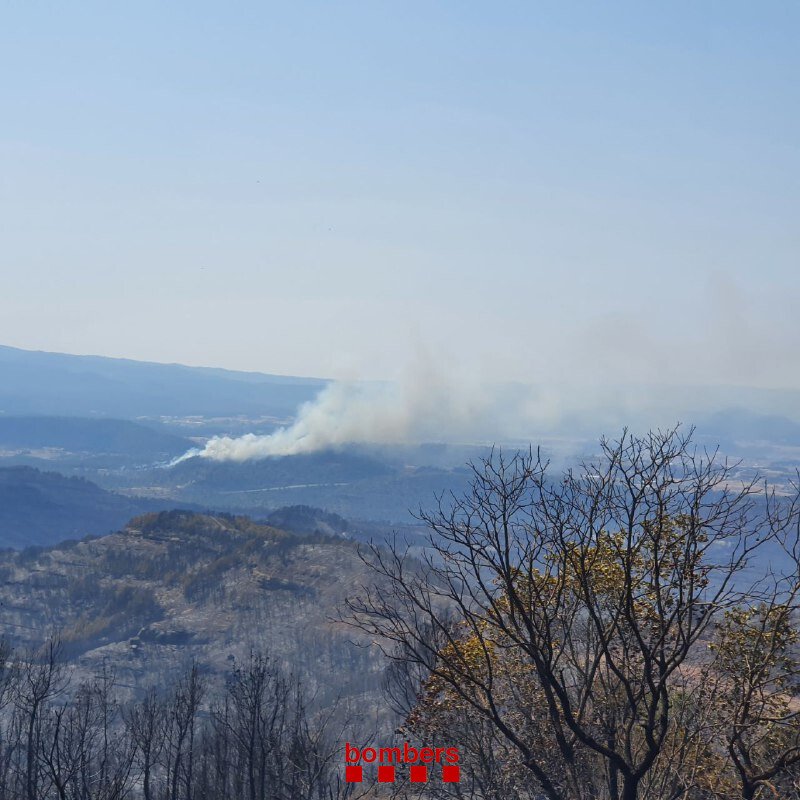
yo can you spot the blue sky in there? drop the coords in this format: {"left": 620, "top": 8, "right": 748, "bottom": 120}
{"left": 2, "top": 2, "right": 798, "bottom": 388}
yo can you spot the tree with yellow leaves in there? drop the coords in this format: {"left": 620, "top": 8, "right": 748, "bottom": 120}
{"left": 347, "top": 427, "right": 800, "bottom": 800}
{"left": 709, "top": 580, "right": 800, "bottom": 799}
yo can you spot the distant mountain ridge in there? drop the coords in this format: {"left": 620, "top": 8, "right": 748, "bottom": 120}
{"left": 698, "top": 408, "right": 800, "bottom": 446}
{"left": 0, "top": 345, "right": 326, "bottom": 418}
{"left": 0, "top": 466, "right": 182, "bottom": 548}
{"left": 0, "top": 416, "right": 192, "bottom": 459}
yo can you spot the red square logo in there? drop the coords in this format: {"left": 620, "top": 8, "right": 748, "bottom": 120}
{"left": 345, "top": 765, "right": 362, "bottom": 783}
{"left": 410, "top": 765, "right": 428, "bottom": 782}
{"left": 377, "top": 765, "right": 395, "bottom": 782}
{"left": 442, "top": 765, "right": 460, "bottom": 782}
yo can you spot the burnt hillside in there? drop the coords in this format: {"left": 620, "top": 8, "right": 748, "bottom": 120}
{"left": 0, "top": 510, "right": 387, "bottom": 706}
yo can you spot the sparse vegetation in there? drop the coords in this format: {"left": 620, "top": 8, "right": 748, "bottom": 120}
{"left": 0, "top": 640, "right": 356, "bottom": 800}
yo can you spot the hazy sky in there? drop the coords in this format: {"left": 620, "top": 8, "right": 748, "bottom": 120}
{"left": 2, "top": 2, "right": 798, "bottom": 387}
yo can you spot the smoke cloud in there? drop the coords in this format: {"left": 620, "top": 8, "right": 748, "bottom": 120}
{"left": 175, "top": 370, "right": 671, "bottom": 465}
{"left": 169, "top": 283, "right": 800, "bottom": 466}
{"left": 172, "top": 368, "right": 800, "bottom": 464}
{"left": 186, "top": 359, "right": 518, "bottom": 462}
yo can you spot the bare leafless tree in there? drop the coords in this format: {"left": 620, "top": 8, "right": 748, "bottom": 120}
{"left": 346, "top": 427, "right": 800, "bottom": 800}
{"left": 15, "top": 639, "right": 67, "bottom": 800}
{"left": 124, "top": 687, "right": 165, "bottom": 800}
{"left": 162, "top": 662, "right": 205, "bottom": 800}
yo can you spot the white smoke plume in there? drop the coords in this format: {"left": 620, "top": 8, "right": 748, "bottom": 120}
{"left": 176, "top": 371, "right": 668, "bottom": 465}
{"left": 168, "top": 378, "right": 695, "bottom": 465}
{"left": 168, "top": 329, "right": 800, "bottom": 465}
{"left": 188, "top": 359, "right": 515, "bottom": 462}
